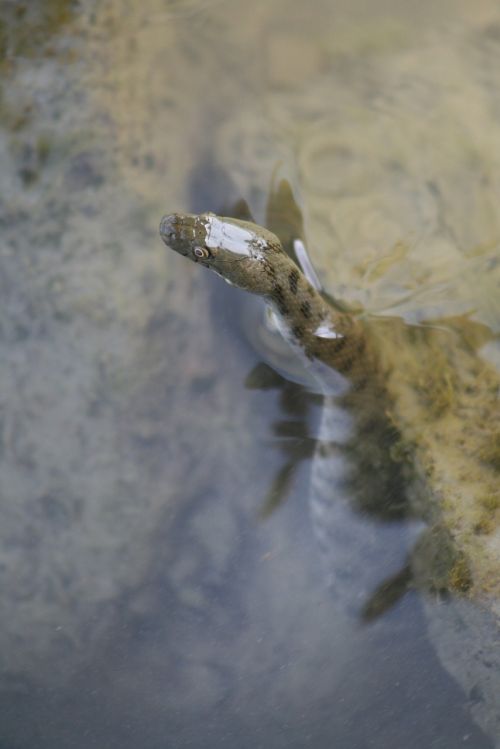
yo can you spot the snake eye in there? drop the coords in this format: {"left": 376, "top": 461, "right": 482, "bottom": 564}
{"left": 194, "top": 246, "right": 210, "bottom": 259}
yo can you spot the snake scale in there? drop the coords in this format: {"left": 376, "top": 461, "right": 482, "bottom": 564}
{"left": 160, "top": 211, "right": 414, "bottom": 618}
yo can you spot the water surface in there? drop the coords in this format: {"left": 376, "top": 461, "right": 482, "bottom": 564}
{"left": 0, "top": 0, "right": 499, "bottom": 747}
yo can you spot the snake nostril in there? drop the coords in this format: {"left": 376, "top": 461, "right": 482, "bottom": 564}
{"left": 160, "top": 215, "right": 174, "bottom": 237}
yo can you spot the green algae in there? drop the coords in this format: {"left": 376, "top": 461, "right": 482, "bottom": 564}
{"left": 0, "top": 1, "right": 74, "bottom": 63}
{"left": 480, "top": 493, "right": 500, "bottom": 513}
{"left": 416, "top": 350, "right": 458, "bottom": 419}
{"left": 448, "top": 554, "right": 473, "bottom": 594}
{"left": 474, "top": 492, "right": 500, "bottom": 535}
{"left": 478, "top": 432, "right": 500, "bottom": 472}
{"left": 369, "top": 311, "right": 500, "bottom": 600}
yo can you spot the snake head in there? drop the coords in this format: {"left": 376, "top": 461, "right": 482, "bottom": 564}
{"left": 160, "top": 212, "right": 286, "bottom": 295}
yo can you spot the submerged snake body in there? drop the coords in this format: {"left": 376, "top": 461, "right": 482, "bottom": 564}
{"left": 160, "top": 212, "right": 411, "bottom": 615}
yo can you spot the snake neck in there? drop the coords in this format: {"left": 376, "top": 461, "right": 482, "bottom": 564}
{"left": 262, "top": 253, "right": 377, "bottom": 393}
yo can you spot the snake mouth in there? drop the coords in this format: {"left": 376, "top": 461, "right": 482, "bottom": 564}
{"left": 159, "top": 214, "right": 178, "bottom": 240}
{"left": 159, "top": 214, "right": 190, "bottom": 255}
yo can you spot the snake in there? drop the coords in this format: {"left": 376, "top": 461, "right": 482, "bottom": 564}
{"left": 160, "top": 211, "right": 415, "bottom": 618}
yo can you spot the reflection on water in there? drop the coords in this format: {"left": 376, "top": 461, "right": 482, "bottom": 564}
{"left": 0, "top": 0, "right": 499, "bottom": 747}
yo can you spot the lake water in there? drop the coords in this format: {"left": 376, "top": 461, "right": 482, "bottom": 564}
{"left": 0, "top": 1, "right": 499, "bottom": 747}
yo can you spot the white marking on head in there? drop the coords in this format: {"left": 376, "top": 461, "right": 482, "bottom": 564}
{"left": 204, "top": 216, "right": 261, "bottom": 257}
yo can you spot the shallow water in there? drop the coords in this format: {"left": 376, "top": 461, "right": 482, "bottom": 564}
{"left": 0, "top": 0, "right": 499, "bottom": 747}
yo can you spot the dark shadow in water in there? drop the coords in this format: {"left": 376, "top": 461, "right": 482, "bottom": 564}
{"left": 188, "top": 153, "right": 239, "bottom": 215}
{"left": 243, "top": 354, "right": 418, "bottom": 622}
{"left": 187, "top": 163, "right": 477, "bottom": 635}
{"left": 245, "top": 363, "right": 317, "bottom": 518}
{"left": 207, "top": 176, "right": 419, "bottom": 622}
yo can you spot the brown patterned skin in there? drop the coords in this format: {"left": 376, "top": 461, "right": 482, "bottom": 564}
{"left": 159, "top": 212, "right": 377, "bottom": 390}
{"left": 160, "top": 211, "right": 412, "bottom": 616}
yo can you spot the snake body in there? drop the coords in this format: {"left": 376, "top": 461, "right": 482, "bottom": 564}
{"left": 159, "top": 213, "right": 370, "bottom": 385}
{"left": 160, "top": 212, "right": 412, "bottom": 616}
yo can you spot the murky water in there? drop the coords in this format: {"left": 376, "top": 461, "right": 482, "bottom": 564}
{"left": 0, "top": 0, "right": 499, "bottom": 747}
